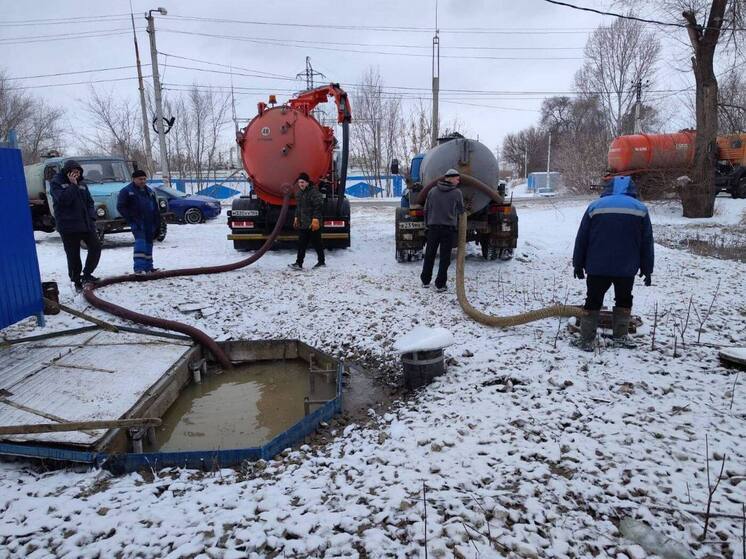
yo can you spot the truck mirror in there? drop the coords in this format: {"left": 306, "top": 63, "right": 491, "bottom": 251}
{"left": 390, "top": 159, "right": 399, "bottom": 175}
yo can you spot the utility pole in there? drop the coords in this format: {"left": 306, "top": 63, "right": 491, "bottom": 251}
{"left": 146, "top": 7, "right": 170, "bottom": 185}
{"left": 546, "top": 132, "right": 552, "bottom": 192}
{"left": 130, "top": 6, "right": 153, "bottom": 175}
{"left": 633, "top": 78, "right": 643, "bottom": 134}
{"left": 524, "top": 146, "right": 528, "bottom": 180}
{"left": 431, "top": 0, "right": 440, "bottom": 147}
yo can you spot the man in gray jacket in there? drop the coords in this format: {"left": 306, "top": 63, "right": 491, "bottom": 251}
{"left": 420, "top": 168, "right": 465, "bottom": 292}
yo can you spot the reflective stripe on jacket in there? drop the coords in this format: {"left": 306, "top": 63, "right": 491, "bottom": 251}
{"left": 573, "top": 176, "right": 654, "bottom": 277}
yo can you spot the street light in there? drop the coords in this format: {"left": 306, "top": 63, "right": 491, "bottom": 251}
{"left": 146, "top": 7, "right": 170, "bottom": 185}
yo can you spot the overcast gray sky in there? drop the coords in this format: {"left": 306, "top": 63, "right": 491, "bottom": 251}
{"left": 1, "top": 0, "right": 700, "bottom": 160}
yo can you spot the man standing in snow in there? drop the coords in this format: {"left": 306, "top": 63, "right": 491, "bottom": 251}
{"left": 572, "top": 176, "right": 654, "bottom": 351}
{"left": 289, "top": 172, "right": 325, "bottom": 270}
{"left": 49, "top": 159, "right": 102, "bottom": 291}
{"left": 420, "top": 168, "right": 465, "bottom": 292}
{"left": 117, "top": 170, "right": 162, "bottom": 274}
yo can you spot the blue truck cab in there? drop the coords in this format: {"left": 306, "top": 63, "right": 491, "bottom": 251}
{"left": 24, "top": 155, "right": 169, "bottom": 242}
{"left": 400, "top": 153, "right": 424, "bottom": 209}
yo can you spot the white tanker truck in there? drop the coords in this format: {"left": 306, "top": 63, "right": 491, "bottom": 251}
{"left": 394, "top": 133, "right": 518, "bottom": 262}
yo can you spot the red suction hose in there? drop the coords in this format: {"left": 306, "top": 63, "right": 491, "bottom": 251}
{"left": 83, "top": 192, "right": 292, "bottom": 370}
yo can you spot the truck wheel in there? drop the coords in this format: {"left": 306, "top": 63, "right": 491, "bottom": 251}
{"left": 234, "top": 240, "right": 263, "bottom": 252}
{"left": 736, "top": 178, "right": 746, "bottom": 199}
{"left": 396, "top": 249, "right": 407, "bottom": 263}
{"left": 155, "top": 222, "right": 167, "bottom": 242}
{"left": 184, "top": 208, "right": 203, "bottom": 224}
{"left": 480, "top": 237, "right": 490, "bottom": 260}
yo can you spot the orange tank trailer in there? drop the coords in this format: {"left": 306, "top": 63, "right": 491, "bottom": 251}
{"left": 607, "top": 131, "right": 746, "bottom": 198}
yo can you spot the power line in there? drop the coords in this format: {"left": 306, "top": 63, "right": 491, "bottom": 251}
{"left": 158, "top": 52, "right": 296, "bottom": 80}
{"left": 0, "top": 14, "right": 131, "bottom": 27}
{"left": 158, "top": 28, "right": 584, "bottom": 51}
{"left": 4, "top": 65, "right": 142, "bottom": 81}
{"left": 543, "top": 0, "right": 746, "bottom": 32}
{"left": 0, "top": 29, "right": 137, "bottom": 45}
{"left": 167, "top": 14, "right": 595, "bottom": 34}
{"left": 5, "top": 75, "right": 148, "bottom": 91}
{"left": 158, "top": 28, "right": 584, "bottom": 61}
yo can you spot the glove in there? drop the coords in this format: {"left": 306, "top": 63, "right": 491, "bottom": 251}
{"left": 573, "top": 268, "right": 585, "bottom": 280}
{"left": 643, "top": 274, "right": 652, "bottom": 287}
{"left": 293, "top": 217, "right": 300, "bottom": 229}
{"left": 310, "top": 218, "right": 320, "bottom": 232}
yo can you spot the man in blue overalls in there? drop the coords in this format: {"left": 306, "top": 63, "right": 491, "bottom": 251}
{"left": 117, "top": 170, "right": 162, "bottom": 274}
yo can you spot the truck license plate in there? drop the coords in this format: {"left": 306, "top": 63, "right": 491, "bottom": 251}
{"left": 399, "top": 222, "right": 425, "bottom": 230}
{"left": 232, "top": 210, "right": 259, "bottom": 217}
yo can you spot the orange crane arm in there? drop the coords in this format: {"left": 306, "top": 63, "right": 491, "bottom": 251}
{"left": 288, "top": 83, "right": 352, "bottom": 124}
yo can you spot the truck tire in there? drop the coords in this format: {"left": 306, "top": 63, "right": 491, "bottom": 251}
{"left": 234, "top": 240, "right": 263, "bottom": 252}
{"left": 736, "top": 177, "right": 746, "bottom": 199}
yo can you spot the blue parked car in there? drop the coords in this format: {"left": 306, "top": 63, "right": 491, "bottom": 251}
{"left": 151, "top": 185, "right": 222, "bottom": 224}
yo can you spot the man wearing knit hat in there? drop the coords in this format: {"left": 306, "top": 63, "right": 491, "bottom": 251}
{"left": 117, "top": 170, "right": 163, "bottom": 274}
{"left": 289, "top": 172, "right": 325, "bottom": 270}
{"left": 420, "top": 168, "right": 465, "bottom": 292}
{"left": 48, "top": 159, "right": 102, "bottom": 291}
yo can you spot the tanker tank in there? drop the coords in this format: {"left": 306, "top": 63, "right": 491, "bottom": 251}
{"left": 395, "top": 133, "right": 518, "bottom": 262}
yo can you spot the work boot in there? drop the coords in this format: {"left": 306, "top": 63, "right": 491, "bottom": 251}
{"left": 288, "top": 262, "right": 302, "bottom": 270}
{"left": 612, "top": 307, "right": 636, "bottom": 348}
{"left": 313, "top": 261, "right": 326, "bottom": 269}
{"left": 81, "top": 274, "right": 100, "bottom": 284}
{"left": 572, "top": 310, "right": 599, "bottom": 352}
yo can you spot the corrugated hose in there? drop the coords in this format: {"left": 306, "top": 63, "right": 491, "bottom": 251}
{"left": 455, "top": 212, "right": 584, "bottom": 326}
{"left": 83, "top": 192, "right": 292, "bottom": 370}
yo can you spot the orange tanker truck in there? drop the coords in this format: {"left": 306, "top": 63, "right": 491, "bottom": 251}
{"left": 227, "top": 84, "right": 352, "bottom": 251}
{"left": 607, "top": 131, "right": 746, "bottom": 198}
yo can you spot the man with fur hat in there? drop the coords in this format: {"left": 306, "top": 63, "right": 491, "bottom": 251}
{"left": 49, "top": 160, "right": 101, "bottom": 290}
{"left": 289, "top": 172, "right": 325, "bottom": 270}
{"left": 420, "top": 168, "right": 465, "bottom": 292}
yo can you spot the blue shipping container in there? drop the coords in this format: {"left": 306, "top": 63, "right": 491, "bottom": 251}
{"left": 0, "top": 147, "right": 43, "bottom": 330}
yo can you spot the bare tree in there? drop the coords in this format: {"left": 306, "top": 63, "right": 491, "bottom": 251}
{"left": 0, "top": 70, "right": 65, "bottom": 163}
{"left": 403, "top": 99, "right": 432, "bottom": 169}
{"left": 575, "top": 16, "right": 662, "bottom": 138}
{"left": 165, "top": 85, "right": 230, "bottom": 189}
{"left": 501, "top": 126, "right": 549, "bottom": 178}
{"left": 614, "top": 0, "right": 743, "bottom": 217}
{"left": 717, "top": 67, "right": 746, "bottom": 133}
{"left": 82, "top": 88, "right": 145, "bottom": 164}
{"left": 541, "top": 96, "right": 610, "bottom": 193}
{"left": 351, "top": 67, "right": 404, "bottom": 197}
{"left": 18, "top": 99, "right": 64, "bottom": 164}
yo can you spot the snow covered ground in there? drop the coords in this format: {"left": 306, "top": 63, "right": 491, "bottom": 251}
{"left": 1, "top": 196, "right": 745, "bottom": 558}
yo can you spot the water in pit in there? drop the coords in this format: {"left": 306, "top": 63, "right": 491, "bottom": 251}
{"left": 151, "top": 359, "right": 337, "bottom": 452}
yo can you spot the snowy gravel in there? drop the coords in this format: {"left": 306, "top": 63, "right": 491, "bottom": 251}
{"left": 1, "top": 197, "right": 745, "bottom": 558}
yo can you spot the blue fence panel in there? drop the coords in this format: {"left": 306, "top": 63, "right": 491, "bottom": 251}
{"left": 0, "top": 147, "right": 43, "bottom": 331}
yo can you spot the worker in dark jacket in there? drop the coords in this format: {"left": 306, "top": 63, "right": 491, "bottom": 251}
{"left": 49, "top": 160, "right": 101, "bottom": 290}
{"left": 420, "top": 168, "right": 465, "bottom": 292}
{"left": 289, "top": 172, "right": 325, "bottom": 270}
{"left": 117, "top": 170, "right": 162, "bottom": 274}
{"left": 572, "top": 176, "right": 654, "bottom": 350}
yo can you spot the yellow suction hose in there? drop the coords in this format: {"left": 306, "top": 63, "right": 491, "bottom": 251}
{"left": 455, "top": 213, "right": 585, "bottom": 326}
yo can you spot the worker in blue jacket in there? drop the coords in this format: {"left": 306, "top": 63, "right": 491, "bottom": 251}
{"left": 572, "top": 176, "right": 654, "bottom": 350}
{"left": 117, "top": 170, "right": 162, "bottom": 274}
{"left": 49, "top": 160, "right": 101, "bottom": 290}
